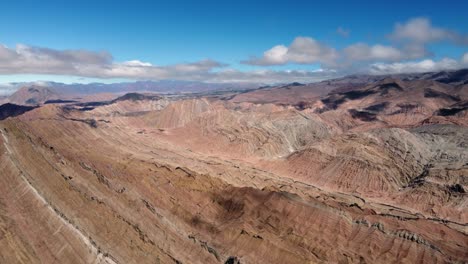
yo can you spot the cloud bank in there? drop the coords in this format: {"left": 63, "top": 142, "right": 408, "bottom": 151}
{"left": 242, "top": 17, "right": 467, "bottom": 71}
{"left": 0, "top": 44, "right": 226, "bottom": 79}
{"left": 370, "top": 58, "right": 461, "bottom": 74}
{"left": 0, "top": 17, "right": 467, "bottom": 84}
{"left": 389, "top": 17, "right": 468, "bottom": 45}
{"left": 0, "top": 44, "right": 342, "bottom": 83}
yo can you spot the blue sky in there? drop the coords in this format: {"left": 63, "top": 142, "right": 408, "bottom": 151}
{"left": 1, "top": 0, "right": 467, "bottom": 84}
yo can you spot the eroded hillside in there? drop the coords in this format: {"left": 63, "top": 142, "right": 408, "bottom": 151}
{"left": 0, "top": 71, "right": 467, "bottom": 263}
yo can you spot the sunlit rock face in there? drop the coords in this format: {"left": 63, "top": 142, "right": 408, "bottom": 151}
{"left": 0, "top": 71, "right": 467, "bottom": 263}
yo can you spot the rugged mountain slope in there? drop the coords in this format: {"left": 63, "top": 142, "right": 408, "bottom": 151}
{"left": 1, "top": 106, "right": 467, "bottom": 263}
{"left": 316, "top": 78, "right": 468, "bottom": 129}
{"left": 229, "top": 82, "right": 331, "bottom": 105}
{"left": 268, "top": 125, "right": 467, "bottom": 220}
{"left": 158, "top": 103, "right": 334, "bottom": 159}
{"left": 229, "top": 78, "right": 372, "bottom": 106}
{"left": 0, "top": 70, "right": 467, "bottom": 263}
{"left": 228, "top": 69, "right": 468, "bottom": 107}
{"left": 81, "top": 93, "right": 169, "bottom": 115}
{"left": 8, "top": 86, "right": 60, "bottom": 105}
{"left": 55, "top": 78, "right": 466, "bottom": 221}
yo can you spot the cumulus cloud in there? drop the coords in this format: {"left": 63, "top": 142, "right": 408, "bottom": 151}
{"left": 259, "top": 45, "right": 289, "bottom": 65}
{"left": 0, "top": 44, "right": 113, "bottom": 75}
{"left": 367, "top": 50, "right": 468, "bottom": 75}
{"left": 389, "top": 17, "right": 468, "bottom": 45}
{"left": 2, "top": 16, "right": 468, "bottom": 85}
{"left": 0, "top": 44, "right": 227, "bottom": 80}
{"left": 370, "top": 58, "right": 461, "bottom": 74}
{"left": 242, "top": 37, "right": 338, "bottom": 66}
{"left": 462, "top": 53, "right": 468, "bottom": 65}
{"left": 244, "top": 18, "right": 467, "bottom": 70}
{"left": 344, "top": 43, "right": 404, "bottom": 61}
{"left": 121, "top": 60, "right": 153, "bottom": 67}
{"left": 343, "top": 42, "right": 430, "bottom": 62}
{"left": 401, "top": 42, "right": 431, "bottom": 59}
{"left": 0, "top": 43, "right": 339, "bottom": 84}
{"left": 245, "top": 37, "right": 430, "bottom": 68}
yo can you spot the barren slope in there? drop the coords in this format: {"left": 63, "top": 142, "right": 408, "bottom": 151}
{"left": 0, "top": 71, "right": 467, "bottom": 263}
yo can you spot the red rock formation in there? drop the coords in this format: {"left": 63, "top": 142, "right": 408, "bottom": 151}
{"left": 0, "top": 73, "right": 467, "bottom": 263}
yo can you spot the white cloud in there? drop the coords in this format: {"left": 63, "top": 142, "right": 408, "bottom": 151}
{"left": 389, "top": 17, "right": 468, "bottom": 45}
{"left": 122, "top": 60, "right": 153, "bottom": 67}
{"left": 0, "top": 44, "right": 113, "bottom": 75}
{"left": 0, "top": 43, "right": 340, "bottom": 84}
{"left": 261, "top": 45, "right": 289, "bottom": 64}
{"left": 287, "top": 37, "right": 339, "bottom": 65}
{"left": 0, "top": 44, "right": 227, "bottom": 80}
{"left": 245, "top": 33, "right": 434, "bottom": 68}
{"left": 343, "top": 42, "right": 430, "bottom": 63}
{"left": 243, "top": 37, "right": 338, "bottom": 66}
{"left": 400, "top": 42, "right": 431, "bottom": 59}
{"left": 370, "top": 58, "right": 461, "bottom": 74}
{"left": 462, "top": 53, "right": 468, "bottom": 65}
{"left": 344, "top": 43, "right": 403, "bottom": 61}
{"left": 1, "top": 17, "right": 467, "bottom": 85}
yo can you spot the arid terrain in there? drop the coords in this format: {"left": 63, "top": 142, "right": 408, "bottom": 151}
{"left": 0, "top": 70, "right": 467, "bottom": 264}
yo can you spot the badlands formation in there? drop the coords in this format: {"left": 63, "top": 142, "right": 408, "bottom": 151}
{"left": 0, "top": 70, "right": 467, "bottom": 263}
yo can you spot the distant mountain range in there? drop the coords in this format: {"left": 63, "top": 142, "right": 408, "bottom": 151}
{"left": 0, "top": 80, "right": 259, "bottom": 97}
{"left": 1, "top": 69, "right": 467, "bottom": 106}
